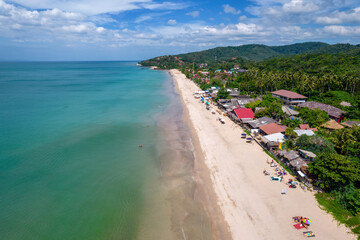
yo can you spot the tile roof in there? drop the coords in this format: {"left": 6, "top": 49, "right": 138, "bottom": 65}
{"left": 299, "top": 124, "right": 318, "bottom": 132}
{"left": 272, "top": 90, "right": 307, "bottom": 99}
{"left": 259, "top": 123, "right": 287, "bottom": 135}
{"left": 298, "top": 101, "right": 345, "bottom": 119}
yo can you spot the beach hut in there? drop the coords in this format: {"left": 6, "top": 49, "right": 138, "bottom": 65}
{"left": 321, "top": 119, "right": 344, "bottom": 130}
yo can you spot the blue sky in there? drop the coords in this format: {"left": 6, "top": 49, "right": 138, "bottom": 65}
{"left": 0, "top": 0, "right": 359, "bottom": 61}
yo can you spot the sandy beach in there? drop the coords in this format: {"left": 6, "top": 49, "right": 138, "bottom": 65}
{"left": 170, "top": 69, "right": 356, "bottom": 240}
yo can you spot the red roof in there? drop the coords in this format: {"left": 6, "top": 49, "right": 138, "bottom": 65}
{"left": 272, "top": 90, "right": 307, "bottom": 99}
{"left": 299, "top": 124, "right": 318, "bottom": 132}
{"left": 234, "top": 108, "right": 254, "bottom": 120}
{"left": 259, "top": 123, "right": 287, "bottom": 135}
{"left": 299, "top": 124, "right": 310, "bottom": 130}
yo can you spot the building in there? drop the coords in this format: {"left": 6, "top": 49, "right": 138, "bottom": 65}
{"left": 233, "top": 108, "right": 255, "bottom": 120}
{"left": 298, "top": 149, "right": 317, "bottom": 161}
{"left": 282, "top": 106, "right": 299, "bottom": 116}
{"left": 259, "top": 123, "right": 287, "bottom": 135}
{"left": 298, "top": 124, "right": 318, "bottom": 132}
{"left": 261, "top": 132, "right": 285, "bottom": 143}
{"left": 321, "top": 119, "right": 344, "bottom": 130}
{"left": 341, "top": 120, "right": 360, "bottom": 128}
{"left": 271, "top": 90, "right": 307, "bottom": 105}
{"left": 298, "top": 101, "right": 345, "bottom": 122}
{"left": 245, "top": 116, "right": 278, "bottom": 129}
{"left": 294, "top": 130, "right": 315, "bottom": 137}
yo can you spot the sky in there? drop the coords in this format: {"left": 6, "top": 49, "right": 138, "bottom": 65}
{"left": 0, "top": 0, "right": 359, "bottom": 61}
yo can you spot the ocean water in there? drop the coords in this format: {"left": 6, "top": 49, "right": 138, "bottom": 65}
{"left": 0, "top": 62, "right": 213, "bottom": 240}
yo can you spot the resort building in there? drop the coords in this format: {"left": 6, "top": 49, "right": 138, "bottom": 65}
{"left": 294, "top": 130, "right": 315, "bottom": 137}
{"left": 321, "top": 119, "right": 344, "bottom": 130}
{"left": 243, "top": 116, "right": 278, "bottom": 129}
{"left": 298, "top": 124, "right": 318, "bottom": 132}
{"left": 298, "top": 101, "right": 346, "bottom": 122}
{"left": 341, "top": 120, "right": 360, "bottom": 128}
{"left": 271, "top": 90, "right": 307, "bottom": 105}
{"left": 233, "top": 108, "right": 255, "bottom": 121}
{"left": 259, "top": 123, "right": 287, "bottom": 135}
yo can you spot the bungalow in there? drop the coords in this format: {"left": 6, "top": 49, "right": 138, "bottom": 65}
{"left": 272, "top": 90, "right": 307, "bottom": 105}
{"left": 298, "top": 149, "right": 316, "bottom": 161}
{"left": 294, "top": 130, "right": 315, "bottom": 137}
{"left": 233, "top": 108, "right": 255, "bottom": 121}
{"left": 259, "top": 123, "right": 287, "bottom": 135}
{"left": 341, "top": 120, "right": 360, "bottom": 128}
{"left": 321, "top": 119, "right": 344, "bottom": 130}
{"left": 246, "top": 116, "right": 278, "bottom": 129}
{"left": 261, "top": 133, "right": 285, "bottom": 150}
{"left": 298, "top": 124, "right": 318, "bottom": 132}
{"left": 298, "top": 101, "right": 345, "bottom": 122}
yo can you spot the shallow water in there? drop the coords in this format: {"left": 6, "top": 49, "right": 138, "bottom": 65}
{"left": 0, "top": 62, "right": 212, "bottom": 240}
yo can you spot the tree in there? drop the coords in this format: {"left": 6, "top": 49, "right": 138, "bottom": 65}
{"left": 295, "top": 135, "right": 336, "bottom": 155}
{"left": 335, "top": 184, "right": 360, "bottom": 215}
{"left": 328, "top": 126, "right": 360, "bottom": 157}
{"left": 308, "top": 153, "right": 360, "bottom": 191}
{"left": 285, "top": 128, "right": 298, "bottom": 138}
{"left": 215, "top": 88, "right": 230, "bottom": 101}
{"left": 298, "top": 107, "right": 329, "bottom": 127}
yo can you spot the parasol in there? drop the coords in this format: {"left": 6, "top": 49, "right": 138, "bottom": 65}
{"left": 302, "top": 219, "right": 311, "bottom": 225}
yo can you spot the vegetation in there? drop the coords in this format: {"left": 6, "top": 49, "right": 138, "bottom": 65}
{"left": 308, "top": 153, "right": 360, "bottom": 191}
{"left": 215, "top": 88, "right": 230, "bottom": 101}
{"left": 327, "top": 126, "right": 360, "bottom": 157}
{"left": 297, "top": 107, "right": 329, "bottom": 127}
{"left": 295, "top": 135, "right": 336, "bottom": 155}
{"left": 315, "top": 193, "right": 360, "bottom": 239}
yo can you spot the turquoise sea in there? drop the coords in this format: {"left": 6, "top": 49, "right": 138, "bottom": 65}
{"left": 0, "top": 62, "right": 213, "bottom": 240}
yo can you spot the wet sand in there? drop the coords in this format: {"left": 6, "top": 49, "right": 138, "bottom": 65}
{"left": 137, "top": 72, "right": 223, "bottom": 240}
{"left": 169, "top": 69, "right": 356, "bottom": 240}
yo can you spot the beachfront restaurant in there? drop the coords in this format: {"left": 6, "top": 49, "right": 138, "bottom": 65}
{"left": 298, "top": 149, "right": 317, "bottom": 162}
{"left": 261, "top": 132, "right": 285, "bottom": 151}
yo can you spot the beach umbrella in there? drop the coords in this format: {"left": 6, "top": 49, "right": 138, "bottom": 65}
{"left": 302, "top": 219, "right": 311, "bottom": 225}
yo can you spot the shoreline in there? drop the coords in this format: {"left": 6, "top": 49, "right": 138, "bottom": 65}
{"left": 169, "top": 69, "right": 356, "bottom": 240}
{"left": 170, "top": 71, "right": 232, "bottom": 239}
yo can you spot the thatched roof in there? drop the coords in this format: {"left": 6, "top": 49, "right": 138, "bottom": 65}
{"left": 341, "top": 120, "right": 360, "bottom": 128}
{"left": 321, "top": 119, "right": 344, "bottom": 130}
{"left": 298, "top": 101, "right": 345, "bottom": 119}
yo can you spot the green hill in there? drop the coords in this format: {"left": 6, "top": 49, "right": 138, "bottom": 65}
{"left": 140, "top": 42, "right": 360, "bottom": 66}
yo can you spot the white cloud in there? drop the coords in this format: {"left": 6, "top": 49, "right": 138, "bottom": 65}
{"left": 316, "top": 7, "right": 360, "bottom": 24}
{"left": 135, "top": 15, "right": 153, "bottom": 23}
{"left": 323, "top": 25, "right": 360, "bottom": 36}
{"left": 140, "top": 1, "right": 190, "bottom": 10}
{"left": 282, "top": 0, "right": 319, "bottom": 13}
{"left": 167, "top": 19, "right": 177, "bottom": 25}
{"left": 186, "top": 11, "right": 200, "bottom": 18}
{"left": 6, "top": 0, "right": 189, "bottom": 15}
{"left": 223, "top": 4, "right": 241, "bottom": 15}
